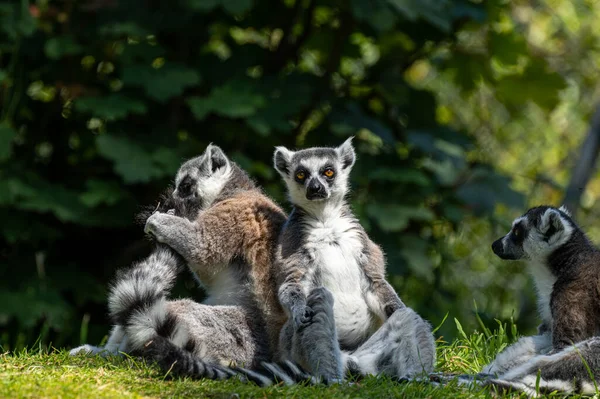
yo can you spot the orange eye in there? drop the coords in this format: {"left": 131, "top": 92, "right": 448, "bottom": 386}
{"left": 296, "top": 171, "right": 305, "bottom": 180}
{"left": 324, "top": 169, "right": 335, "bottom": 178}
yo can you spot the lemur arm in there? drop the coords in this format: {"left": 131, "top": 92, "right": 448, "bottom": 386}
{"left": 145, "top": 195, "right": 283, "bottom": 276}
{"left": 362, "top": 239, "right": 405, "bottom": 320}
{"left": 277, "top": 251, "right": 315, "bottom": 328}
{"left": 550, "top": 284, "right": 594, "bottom": 350}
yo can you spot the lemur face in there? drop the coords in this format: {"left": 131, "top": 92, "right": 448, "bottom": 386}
{"left": 173, "top": 144, "right": 231, "bottom": 210}
{"left": 492, "top": 205, "right": 574, "bottom": 261}
{"left": 273, "top": 138, "right": 356, "bottom": 207}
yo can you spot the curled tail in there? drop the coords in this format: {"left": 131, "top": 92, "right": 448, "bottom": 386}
{"left": 106, "top": 244, "right": 185, "bottom": 351}
{"left": 108, "top": 244, "right": 182, "bottom": 327}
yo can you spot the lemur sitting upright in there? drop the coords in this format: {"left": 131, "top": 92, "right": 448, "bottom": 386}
{"left": 72, "top": 145, "right": 293, "bottom": 380}
{"left": 481, "top": 205, "right": 600, "bottom": 395}
{"left": 272, "top": 138, "right": 436, "bottom": 381}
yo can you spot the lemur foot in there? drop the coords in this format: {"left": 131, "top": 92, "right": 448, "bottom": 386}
{"left": 293, "top": 306, "right": 314, "bottom": 329}
{"left": 306, "top": 286, "right": 335, "bottom": 314}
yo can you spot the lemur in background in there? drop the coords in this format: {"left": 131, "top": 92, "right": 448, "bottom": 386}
{"left": 72, "top": 145, "right": 295, "bottom": 381}
{"left": 480, "top": 205, "right": 600, "bottom": 395}
{"left": 271, "top": 138, "right": 436, "bottom": 381}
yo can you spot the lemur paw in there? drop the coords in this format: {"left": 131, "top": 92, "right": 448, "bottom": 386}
{"left": 166, "top": 209, "right": 176, "bottom": 216}
{"left": 144, "top": 212, "right": 170, "bottom": 242}
{"left": 293, "top": 306, "right": 314, "bottom": 329}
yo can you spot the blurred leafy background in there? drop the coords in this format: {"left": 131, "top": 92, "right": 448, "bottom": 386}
{"left": 1, "top": 0, "right": 599, "bottom": 350}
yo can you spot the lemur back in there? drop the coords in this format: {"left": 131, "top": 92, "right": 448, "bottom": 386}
{"left": 72, "top": 145, "right": 288, "bottom": 378}
{"left": 143, "top": 145, "right": 288, "bottom": 355}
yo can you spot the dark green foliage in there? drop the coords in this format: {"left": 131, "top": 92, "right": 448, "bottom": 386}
{"left": 0, "top": 0, "right": 564, "bottom": 349}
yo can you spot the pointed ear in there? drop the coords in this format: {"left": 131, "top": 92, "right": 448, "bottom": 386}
{"left": 273, "top": 146, "right": 294, "bottom": 176}
{"left": 336, "top": 137, "right": 356, "bottom": 170}
{"left": 541, "top": 209, "right": 565, "bottom": 237}
{"left": 559, "top": 205, "right": 572, "bottom": 217}
{"left": 205, "top": 144, "right": 229, "bottom": 173}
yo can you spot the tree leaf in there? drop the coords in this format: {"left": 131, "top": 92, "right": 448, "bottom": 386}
{"left": 330, "top": 103, "right": 394, "bottom": 143}
{"left": 187, "top": 79, "right": 266, "bottom": 120}
{"left": 388, "top": 0, "right": 452, "bottom": 32}
{"left": 495, "top": 58, "right": 567, "bottom": 110}
{"left": 0, "top": 123, "right": 17, "bottom": 162}
{"left": 96, "top": 135, "right": 166, "bottom": 183}
{"left": 367, "top": 203, "right": 434, "bottom": 232}
{"left": 399, "top": 234, "right": 434, "bottom": 283}
{"left": 489, "top": 30, "right": 527, "bottom": 67}
{"left": 185, "top": 0, "right": 252, "bottom": 14}
{"left": 351, "top": 0, "right": 397, "bottom": 32}
{"left": 122, "top": 63, "right": 201, "bottom": 102}
{"left": 79, "top": 180, "right": 126, "bottom": 207}
{"left": 368, "top": 168, "right": 431, "bottom": 186}
{"left": 75, "top": 94, "right": 147, "bottom": 121}
{"left": 44, "top": 36, "right": 83, "bottom": 60}
{"left": 99, "top": 22, "right": 150, "bottom": 37}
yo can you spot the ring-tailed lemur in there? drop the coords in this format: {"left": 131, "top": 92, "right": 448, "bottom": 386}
{"left": 72, "top": 145, "right": 290, "bottom": 380}
{"left": 478, "top": 205, "right": 600, "bottom": 395}
{"left": 271, "top": 138, "right": 436, "bottom": 381}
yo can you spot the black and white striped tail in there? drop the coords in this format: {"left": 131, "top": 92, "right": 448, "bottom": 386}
{"left": 108, "top": 244, "right": 183, "bottom": 327}
{"left": 142, "top": 335, "right": 239, "bottom": 381}
{"left": 142, "top": 335, "right": 320, "bottom": 386}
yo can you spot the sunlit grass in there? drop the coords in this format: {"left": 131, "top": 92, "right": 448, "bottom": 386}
{"left": 0, "top": 319, "right": 577, "bottom": 399}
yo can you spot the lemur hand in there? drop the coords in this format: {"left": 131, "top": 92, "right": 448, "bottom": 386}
{"left": 144, "top": 211, "right": 170, "bottom": 242}
{"left": 292, "top": 305, "right": 314, "bottom": 329}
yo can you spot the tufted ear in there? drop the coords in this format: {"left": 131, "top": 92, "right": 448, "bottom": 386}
{"left": 205, "top": 144, "right": 230, "bottom": 173}
{"left": 273, "top": 146, "right": 294, "bottom": 177}
{"left": 336, "top": 137, "right": 356, "bottom": 170}
{"left": 540, "top": 208, "right": 566, "bottom": 239}
{"left": 558, "top": 204, "right": 572, "bottom": 217}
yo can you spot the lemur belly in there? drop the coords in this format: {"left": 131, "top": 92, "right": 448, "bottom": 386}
{"left": 306, "top": 222, "right": 373, "bottom": 348}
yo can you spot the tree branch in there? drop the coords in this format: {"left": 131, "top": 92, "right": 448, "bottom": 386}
{"left": 562, "top": 104, "right": 600, "bottom": 213}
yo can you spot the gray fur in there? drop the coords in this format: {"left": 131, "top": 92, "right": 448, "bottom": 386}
{"left": 273, "top": 138, "right": 435, "bottom": 381}
{"left": 482, "top": 333, "right": 552, "bottom": 376}
{"left": 72, "top": 145, "right": 278, "bottom": 381}
{"left": 479, "top": 205, "right": 600, "bottom": 396}
{"left": 278, "top": 287, "right": 343, "bottom": 382}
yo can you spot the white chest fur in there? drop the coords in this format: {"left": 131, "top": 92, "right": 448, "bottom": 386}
{"left": 527, "top": 260, "right": 557, "bottom": 326}
{"left": 303, "top": 214, "right": 374, "bottom": 347}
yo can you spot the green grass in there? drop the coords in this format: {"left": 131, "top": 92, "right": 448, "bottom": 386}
{"left": 0, "top": 319, "right": 552, "bottom": 399}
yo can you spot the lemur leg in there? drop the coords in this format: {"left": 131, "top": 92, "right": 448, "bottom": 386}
{"left": 482, "top": 332, "right": 552, "bottom": 376}
{"left": 279, "top": 287, "right": 343, "bottom": 383}
{"left": 343, "top": 306, "right": 435, "bottom": 378}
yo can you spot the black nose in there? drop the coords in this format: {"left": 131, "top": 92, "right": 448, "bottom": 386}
{"left": 306, "top": 179, "right": 326, "bottom": 199}
{"left": 491, "top": 238, "right": 504, "bottom": 256}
